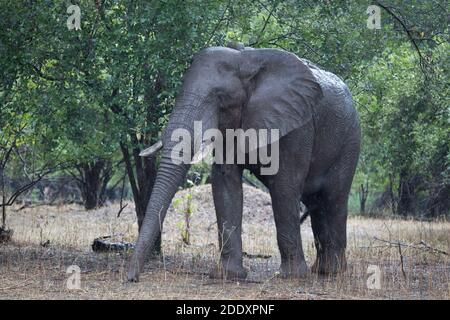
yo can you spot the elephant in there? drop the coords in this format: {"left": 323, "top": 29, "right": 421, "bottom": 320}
{"left": 127, "top": 45, "right": 360, "bottom": 282}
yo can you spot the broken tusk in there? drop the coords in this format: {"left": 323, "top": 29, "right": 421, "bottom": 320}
{"left": 139, "top": 140, "right": 163, "bottom": 157}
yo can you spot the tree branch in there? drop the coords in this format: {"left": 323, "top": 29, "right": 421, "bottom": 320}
{"left": 375, "top": 1, "right": 430, "bottom": 76}
{"left": 120, "top": 142, "right": 140, "bottom": 206}
{"left": 206, "top": 0, "right": 232, "bottom": 46}
{"left": 250, "top": 1, "right": 278, "bottom": 46}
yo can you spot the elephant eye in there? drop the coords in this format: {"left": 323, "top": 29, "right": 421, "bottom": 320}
{"left": 214, "top": 89, "right": 230, "bottom": 105}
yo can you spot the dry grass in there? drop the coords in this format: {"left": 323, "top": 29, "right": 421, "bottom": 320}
{"left": 1, "top": 184, "right": 449, "bottom": 300}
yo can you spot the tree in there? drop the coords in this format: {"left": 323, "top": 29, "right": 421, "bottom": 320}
{"left": 70, "top": 158, "right": 112, "bottom": 210}
{"left": 1, "top": 0, "right": 448, "bottom": 227}
{"left": 1, "top": 0, "right": 240, "bottom": 246}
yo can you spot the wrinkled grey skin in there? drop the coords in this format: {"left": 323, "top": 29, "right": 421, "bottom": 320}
{"left": 127, "top": 46, "right": 360, "bottom": 282}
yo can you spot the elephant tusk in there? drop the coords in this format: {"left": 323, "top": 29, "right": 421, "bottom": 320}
{"left": 139, "top": 140, "right": 163, "bottom": 157}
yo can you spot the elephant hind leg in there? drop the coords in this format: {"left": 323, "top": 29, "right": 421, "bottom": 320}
{"left": 304, "top": 140, "right": 359, "bottom": 275}
{"left": 303, "top": 193, "right": 348, "bottom": 275}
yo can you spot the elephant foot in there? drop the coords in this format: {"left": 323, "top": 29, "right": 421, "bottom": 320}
{"left": 209, "top": 264, "right": 248, "bottom": 280}
{"left": 126, "top": 256, "right": 141, "bottom": 282}
{"left": 279, "top": 260, "right": 308, "bottom": 278}
{"left": 312, "top": 250, "right": 346, "bottom": 275}
{"left": 127, "top": 267, "right": 140, "bottom": 282}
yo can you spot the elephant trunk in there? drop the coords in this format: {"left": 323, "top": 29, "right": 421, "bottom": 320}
{"left": 127, "top": 151, "right": 188, "bottom": 281}
{"left": 127, "top": 91, "right": 215, "bottom": 282}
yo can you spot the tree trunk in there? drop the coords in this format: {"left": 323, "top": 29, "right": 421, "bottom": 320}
{"left": 388, "top": 175, "right": 397, "bottom": 215}
{"left": 359, "top": 181, "right": 369, "bottom": 215}
{"left": 121, "top": 143, "right": 161, "bottom": 254}
{"left": 426, "top": 144, "right": 450, "bottom": 217}
{"left": 74, "top": 159, "right": 112, "bottom": 210}
{"left": 120, "top": 69, "right": 165, "bottom": 254}
{"left": 427, "top": 184, "right": 450, "bottom": 217}
{"left": 1, "top": 145, "right": 14, "bottom": 229}
{"left": 397, "top": 170, "right": 419, "bottom": 217}
{"left": 1, "top": 166, "right": 6, "bottom": 229}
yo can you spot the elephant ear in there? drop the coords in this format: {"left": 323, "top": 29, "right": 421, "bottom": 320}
{"left": 240, "top": 49, "right": 323, "bottom": 143}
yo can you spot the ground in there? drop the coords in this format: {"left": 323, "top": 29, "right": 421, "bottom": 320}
{"left": 1, "top": 184, "right": 449, "bottom": 300}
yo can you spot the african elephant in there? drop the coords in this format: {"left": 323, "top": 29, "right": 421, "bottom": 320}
{"left": 127, "top": 45, "right": 360, "bottom": 282}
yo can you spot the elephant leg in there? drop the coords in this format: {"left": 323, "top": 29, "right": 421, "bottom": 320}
{"left": 210, "top": 164, "right": 247, "bottom": 280}
{"left": 304, "top": 193, "right": 347, "bottom": 275}
{"left": 270, "top": 184, "right": 308, "bottom": 278}
{"left": 305, "top": 140, "right": 359, "bottom": 275}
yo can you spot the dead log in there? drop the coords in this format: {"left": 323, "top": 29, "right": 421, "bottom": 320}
{"left": 91, "top": 236, "right": 134, "bottom": 252}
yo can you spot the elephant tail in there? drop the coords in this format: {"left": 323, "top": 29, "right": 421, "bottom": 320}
{"left": 299, "top": 210, "right": 310, "bottom": 224}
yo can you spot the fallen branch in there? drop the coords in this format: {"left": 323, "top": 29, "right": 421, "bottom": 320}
{"left": 0, "top": 279, "right": 33, "bottom": 291}
{"left": 418, "top": 240, "right": 449, "bottom": 256}
{"left": 202, "top": 278, "right": 262, "bottom": 285}
{"left": 243, "top": 252, "right": 272, "bottom": 259}
{"left": 164, "top": 268, "right": 210, "bottom": 277}
{"left": 373, "top": 237, "right": 448, "bottom": 256}
{"left": 15, "top": 202, "right": 54, "bottom": 211}
{"left": 13, "top": 199, "right": 84, "bottom": 211}
{"left": 92, "top": 236, "right": 134, "bottom": 252}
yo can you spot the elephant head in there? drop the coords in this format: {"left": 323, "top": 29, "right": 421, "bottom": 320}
{"left": 127, "top": 46, "right": 322, "bottom": 281}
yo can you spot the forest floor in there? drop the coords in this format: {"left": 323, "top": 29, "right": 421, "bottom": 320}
{"left": 1, "top": 184, "right": 449, "bottom": 300}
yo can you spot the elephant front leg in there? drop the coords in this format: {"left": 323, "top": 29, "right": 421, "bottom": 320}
{"left": 270, "top": 187, "right": 308, "bottom": 278}
{"left": 210, "top": 164, "right": 247, "bottom": 280}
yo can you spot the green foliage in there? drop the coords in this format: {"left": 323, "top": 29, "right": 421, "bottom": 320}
{"left": 173, "top": 192, "right": 195, "bottom": 245}
{"left": 1, "top": 0, "right": 448, "bottom": 217}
